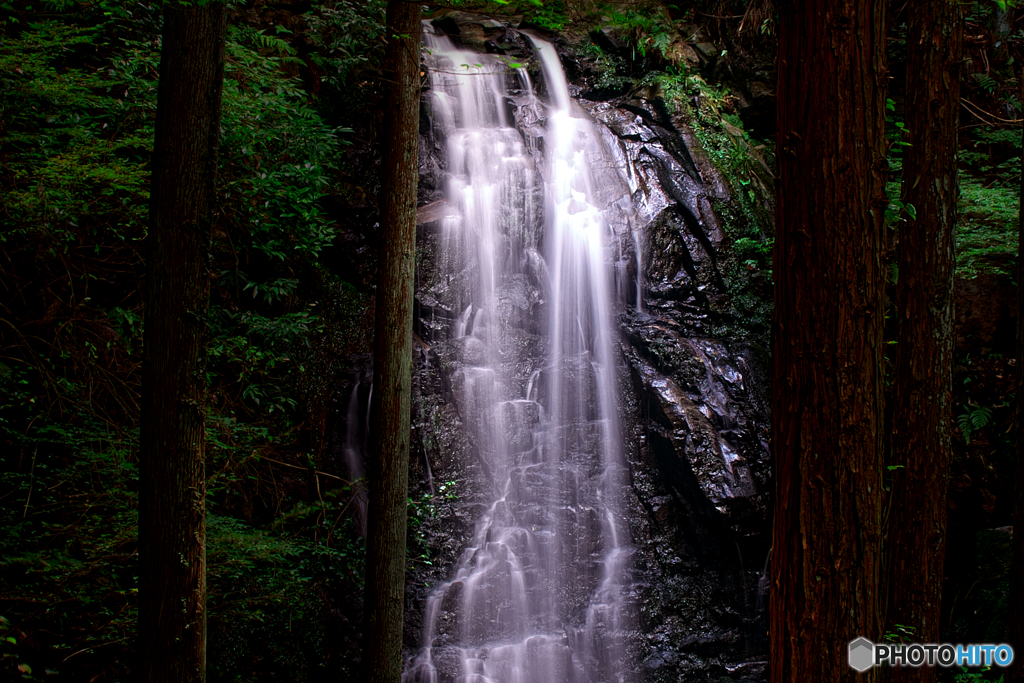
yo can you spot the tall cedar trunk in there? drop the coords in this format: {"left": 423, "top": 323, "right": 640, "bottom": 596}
{"left": 139, "top": 2, "right": 226, "bottom": 682}
{"left": 770, "top": 1, "right": 887, "bottom": 681}
{"left": 881, "top": 2, "right": 960, "bottom": 681}
{"left": 1008, "top": 117, "right": 1024, "bottom": 683}
{"left": 363, "top": 3, "right": 421, "bottom": 682}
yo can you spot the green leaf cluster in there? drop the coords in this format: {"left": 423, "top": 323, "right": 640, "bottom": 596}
{"left": 0, "top": 1, "right": 385, "bottom": 679}
{"left": 958, "top": 402, "right": 994, "bottom": 445}
{"left": 956, "top": 179, "right": 1019, "bottom": 279}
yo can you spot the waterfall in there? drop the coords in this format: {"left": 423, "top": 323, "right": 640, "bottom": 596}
{"left": 406, "top": 24, "right": 633, "bottom": 683}
{"left": 342, "top": 374, "right": 369, "bottom": 535}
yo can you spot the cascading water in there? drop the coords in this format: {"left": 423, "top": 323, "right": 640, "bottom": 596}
{"left": 342, "top": 374, "right": 369, "bottom": 534}
{"left": 406, "top": 24, "right": 634, "bottom": 683}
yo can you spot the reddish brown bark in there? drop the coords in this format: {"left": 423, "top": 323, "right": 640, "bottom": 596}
{"left": 363, "top": 2, "right": 421, "bottom": 683}
{"left": 1008, "top": 99, "right": 1024, "bottom": 683}
{"left": 881, "top": 3, "right": 961, "bottom": 682}
{"left": 771, "top": 0, "right": 888, "bottom": 681}
{"left": 139, "top": 2, "right": 226, "bottom": 682}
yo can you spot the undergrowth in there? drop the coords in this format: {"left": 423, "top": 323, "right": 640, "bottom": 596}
{"left": 957, "top": 179, "right": 1018, "bottom": 279}
{"left": 0, "top": 1, "right": 383, "bottom": 679}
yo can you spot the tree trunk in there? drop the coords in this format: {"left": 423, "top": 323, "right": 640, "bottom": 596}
{"left": 1007, "top": 101, "right": 1024, "bottom": 683}
{"left": 991, "top": 3, "right": 1012, "bottom": 72}
{"left": 139, "top": 2, "right": 226, "bottom": 682}
{"left": 881, "top": 2, "right": 961, "bottom": 682}
{"left": 771, "top": 1, "right": 888, "bottom": 681}
{"left": 363, "top": 2, "right": 421, "bottom": 683}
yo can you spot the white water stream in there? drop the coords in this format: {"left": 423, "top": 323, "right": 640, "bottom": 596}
{"left": 404, "top": 25, "right": 633, "bottom": 683}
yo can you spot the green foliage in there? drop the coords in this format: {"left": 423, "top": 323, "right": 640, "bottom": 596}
{"left": 886, "top": 195, "right": 917, "bottom": 226}
{"left": 522, "top": 0, "right": 568, "bottom": 32}
{"left": 204, "top": 496, "right": 365, "bottom": 683}
{"left": 660, "top": 68, "right": 730, "bottom": 124}
{"left": 582, "top": 42, "right": 630, "bottom": 91}
{"left": 247, "top": 27, "right": 305, "bottom": 65}
{"left": 0, "top": 20, "right": 157, "bottom": 248}
{"left": 605, "top": 6, "right": 675, "bottom": 58}
{"left": 955, "top": 669, "right": 1004, "bottom": 683}
{"left": 408, "top": 481, "right": 458, "bottom": 569}
{"left": 471, "top": 0, "right": 628, "bottom": 32}
{"left": 954, "top": 30, "right": 1020, "bottom": 278}
{"left": 0, "top": 402, "right": 138, "bottom": 681}
{"left": 651, "top": 55, "right": 775, "bottom": 342}
{"left": 659, "top": 68, "right": 773, "bottom": 237}
{"left": 958, "top": 402, "right": 993, "bottom": 444}
{"left": 661, "top": 67, "right": 773, "bottom": 205}
{"left": 944, "top": 526, "right": 1013, "bottom": 673}
{"left": 956, "top": 179, "right": 1019, "bottom": 279}
{"left": 208, "top": 308, "right": 319, "bottom": 414}
{"left": 882, "top": 623, "right": 916, "bottom": 643}
{"left": 733, "top": 236, "right": 773, "bottom": 270}
{"left": 883, "top": 97, "right": 912, "bottom": 180}
{"left": 961, "top": 126, "right": 1021, "bottom": 188}
{"left": 303, "top": 0, "right": 386, "bottom": 92}
{"left": 973, "top": 71, "right": 1000, "bottom": 94}
{"left": 219, "top": 23, "right": 346, "bottom": 264}
{"left": 0, "top": 1, "right": 382, "bottom": 679}
{"left": 207, "top": 499, "right": 363, "bottom": 608}
{"left": 206, "top": 22, "right": 353, "bottom": 423}
{"left": 0, "top": 0, "right": 138, "bottom": 28}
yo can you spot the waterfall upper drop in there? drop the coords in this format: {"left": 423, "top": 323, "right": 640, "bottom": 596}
{"left": 406, "top": 22, "right": 635, "bottom": 683}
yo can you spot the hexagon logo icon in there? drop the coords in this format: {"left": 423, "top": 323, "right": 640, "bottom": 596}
{"left": 849, "top": 637, "right": 875, "bottom": 672}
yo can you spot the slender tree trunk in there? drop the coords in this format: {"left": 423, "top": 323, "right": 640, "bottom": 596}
{"left": 1007, "top": 105, "right": 1024, "bottom": 683}
{"left": 881, "top": 3, "right": 961, "bottom": 682}
{"left": 991, "top": 3, "right": 1012, "bottom": 72}
{"left": 363, "top": 2, "right": 421, "bottom": 682}
{"left": 139, "top": 2, "right": 226, "bottom": 682}
{"left": 770, "top": 1, "right": 888, "bottom": 681}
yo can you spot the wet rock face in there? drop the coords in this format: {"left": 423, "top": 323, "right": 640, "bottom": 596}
{"left": 405, "top": 12, "right": 771, "bottom": 683}
{"left": 568, "top": 29, "right": 771, "bottom": 556}
{"left": 626, "top": 332, "right": 763, "bottom": 513}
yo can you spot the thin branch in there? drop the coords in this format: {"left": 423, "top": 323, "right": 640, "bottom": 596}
{"left": 256, "top": 455, "right": 352, "bottom": 484}
{"left": 960, "top": 97, "right": 1023, "bottom": 125}
{"left": 22, "top": 447, "right": 37, "bottom": 520}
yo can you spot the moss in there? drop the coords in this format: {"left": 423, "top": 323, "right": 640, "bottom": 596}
{"left": 956, "top": 179, "right": 1018, "bottom": 279}
{"left": 649, "top": 84, "right": 774, "bottom": 343}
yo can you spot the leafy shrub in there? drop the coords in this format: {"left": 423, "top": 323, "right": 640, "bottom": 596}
{"left": 206, "top": 503, "right": 365, "bottom": 683}
{"left": 0, "top": 1, "right": 384, "bottom": 679}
